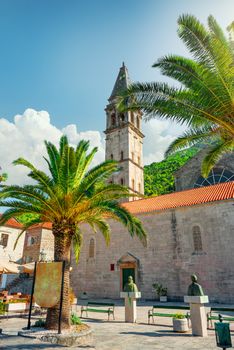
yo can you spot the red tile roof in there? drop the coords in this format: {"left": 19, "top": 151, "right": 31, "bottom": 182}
{"left": 0, "top": 214, "right": 23, "bottom": 228}
{"left": 122, "top": 181, "right": 234, "bottom": 214}
{"left": 28, "top": 222, "right": 52, "bottom": 230}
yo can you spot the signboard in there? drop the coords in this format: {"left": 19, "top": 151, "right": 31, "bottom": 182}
{"left": 34, "top": 262, "right": 63, "bottom": 308}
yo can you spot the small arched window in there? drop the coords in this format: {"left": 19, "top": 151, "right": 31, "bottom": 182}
{"left": 138, "top": 156, "right": 140, "bottom": 165}
{"left": 131, "top": 112, "right": 134, "bottom": 124}
{"left": 121, "top": 151, "right": 124, "bottom": 160}
{"left": 119, "top": 114, "right": 125, "bottom": 123}
{"left": 89, "top": 238, "right": 95, "bottom": 258}
{"left": 192, "top": 226, "right": 202, "bottom": 252}
{"left": 132, "top": 152, "right": 134, "bottom": 162}
{"left": 136, "top": 117, "right": 140, "bottom": 129}
{"left": 111, "top": 113, "right": 116, "bottom": 126}
{"left": 120, "top": 178, "right": 124, "bottom": 185}
{"left": 132, "top": 179, "right": 135, "bottom": 190}
{"left": 110, "top": 154, "right": 113, "bottom": 160}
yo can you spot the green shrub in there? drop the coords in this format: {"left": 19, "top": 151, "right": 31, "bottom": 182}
{"left": 152, "top": 283, "right": 167, "bottom": 297}
{"left": 33, "top": 318, "right": 46, "bottom": 327}
{"left": 71, "top": 313, "right": 82, "bottom": 325}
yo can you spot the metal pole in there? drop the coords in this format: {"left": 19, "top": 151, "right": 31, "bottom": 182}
{"left": 27, "top": 261, "right": 37, "bottom": 330}
{"left": 58, "top": 261, "right": 65, "bottom": 334}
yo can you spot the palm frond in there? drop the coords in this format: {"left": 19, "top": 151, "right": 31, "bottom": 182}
{"left": 201, "top": 140, "right": 234, "bottom": 177}
{"left": 72, "top": 227, "right": 83, "bottom": 263}
{"left": 165, "top": 127, "right": 216, "bottom": 156}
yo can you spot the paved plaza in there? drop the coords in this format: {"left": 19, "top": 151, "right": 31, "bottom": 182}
{"left": 0, "top": 302, "right": 234, "bottom": 349}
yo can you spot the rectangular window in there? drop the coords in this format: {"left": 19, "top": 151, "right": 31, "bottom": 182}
{"left": 0, "top": 234, "right": 9, "bottom": 248}
{"left": 110, "top": 264, "right": 115, "bottom": 271}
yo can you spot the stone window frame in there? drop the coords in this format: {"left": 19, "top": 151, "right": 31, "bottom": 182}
{"left": 111, "top": 113, "right": 116, "bottom": 127}
{"left": 136, "top": 116, "right": 140, "bottom": 129}
{"left": 192, "top": 225, "right": 205, "bottom": 255}
{"left": 88, "top": 237, "right": 95, "bottom": 259}
{"left": 0, "top": 233, "right": 9, "bottom": 248}
{"left": 27, "top": 235, "right": 36, "bottom": 246}
{"left": 194, "top": 168, "right": 234, "bottom": 188}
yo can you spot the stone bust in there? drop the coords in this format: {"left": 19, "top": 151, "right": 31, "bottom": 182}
{"left": 187, "top": 274, "right": 204, "bottom": 296}
{"left": 124, "top": 276, "right": 138, "bottom": 292}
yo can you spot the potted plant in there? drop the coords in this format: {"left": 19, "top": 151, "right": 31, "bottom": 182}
{"left": 172, "top": 313, "right": 189, "bottom": 333}
{"left": 152, "top": 282, "right": 167, "bottom": 302}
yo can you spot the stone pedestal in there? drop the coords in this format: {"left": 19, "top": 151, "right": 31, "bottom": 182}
{"left": 184, "top": 295, "right": 209, "bottom": 337}
{"left": 120, "top": 292, "right": 141, "bottom": 323}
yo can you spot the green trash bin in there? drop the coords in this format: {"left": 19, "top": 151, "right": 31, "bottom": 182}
{"left": 215, "top": 321, "right": 232, "bottom": 349}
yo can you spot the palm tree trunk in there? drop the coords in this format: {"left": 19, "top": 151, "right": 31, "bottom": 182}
{"left": 46, "top": 231, "right": 72, "bottom": 330}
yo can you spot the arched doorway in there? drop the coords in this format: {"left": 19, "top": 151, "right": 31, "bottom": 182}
{"left": 117, "top": 252, "right": 140, "bottom": 291}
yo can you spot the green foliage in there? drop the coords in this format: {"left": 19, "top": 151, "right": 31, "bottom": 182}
{"left": 173, "top": 313, "right": 186, "bottom": 319}
{"left": 33, "top": 318, "right": 46, "bottom": 327}
{"left": 118, "top": 15, "right": 234, "bottom": 177}
{"left": 71, "top": 313, "right": 82, "bottom": 325}
{"left": 0, "top": 172, "right": 7, "bottom": 183}
{"left": 144, "top": 147, "right": 199, "bottom": 196}
{"left": 17, "top": 213, "right": 39, "bottom": 225}
{"left": 152, "top": 282, "right": 167, "bottom": 297}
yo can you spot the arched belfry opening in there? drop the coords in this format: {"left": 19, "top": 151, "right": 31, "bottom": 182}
{"left": 117, "top": 252, "right": 140, "bottom": 291}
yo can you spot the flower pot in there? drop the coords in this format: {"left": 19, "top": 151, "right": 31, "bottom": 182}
{"left": 173, "top": 318, "right": 189, "bottom": 333}
{"left": 159, "top": 296, "right": 167, "bottom": 302}
{"left": 5, "top": 302, "right": 26, "bottom": 311}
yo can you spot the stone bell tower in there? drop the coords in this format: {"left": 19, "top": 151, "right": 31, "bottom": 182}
{"left": 104, "top": 63, "right": 144, "bottom": 201}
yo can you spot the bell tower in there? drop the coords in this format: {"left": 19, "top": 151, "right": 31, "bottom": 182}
{"left": 104, "top": 63, "right": 144, "bottom": 200}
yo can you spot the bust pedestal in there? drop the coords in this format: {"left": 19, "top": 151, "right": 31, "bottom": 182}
{"left": 184, "top": 295, "right": 209, "bottom": 337}
{"left": 120, "top": 292, "right": 141, "bottom": 323}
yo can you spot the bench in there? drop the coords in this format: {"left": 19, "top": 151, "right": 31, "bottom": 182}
{"left": 207, "top": 307, "right": 234, "bottom": 328}
{"left": 148, "top": 305, "right": 190, "bottom": 326}
{"left": 81, "top": 302, "right": 115, "bottom": 321}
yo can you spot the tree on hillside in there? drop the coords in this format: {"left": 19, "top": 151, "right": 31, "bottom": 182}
{"left": 0, "top": 167, "right": 7, "bottom": 183}
{"left": 144, "top": 146, "right": 199, "bottom": 196}
{"left": 118, "top": 15, "right": 234, "bottom": 177}
{"left": 0, "top": 136, "right": 147, "bottom": 330}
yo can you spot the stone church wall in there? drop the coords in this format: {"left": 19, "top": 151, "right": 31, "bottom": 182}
{"left": 71, "top": 200, "right": 234, "bottom": 303}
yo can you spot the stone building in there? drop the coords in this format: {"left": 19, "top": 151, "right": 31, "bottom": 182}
{"left": 22, "top": 223, "right": 54, "bottom": 263}
{"left": 71, "top": 64, "right": 234, "bottom": 303}
{"left": 0, "top": 216, "right": 24, "bottom": 264}
{"left": 0, "top": 216, "right": 24, "bottom": 290}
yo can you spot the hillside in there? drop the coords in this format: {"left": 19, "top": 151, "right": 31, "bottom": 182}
{"left": 144, "top": 147, "right": 199, "bottom": 196}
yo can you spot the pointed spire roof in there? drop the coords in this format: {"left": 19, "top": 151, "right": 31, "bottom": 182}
{"left": 109, "top": 62, "right": 131, "bottom": 101}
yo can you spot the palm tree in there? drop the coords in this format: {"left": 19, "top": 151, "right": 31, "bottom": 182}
{"left": 0, "top": 136, "right": 146, "bottom": 330}
{"left": 118, "top": 15, "right": 234, "bottom": 176}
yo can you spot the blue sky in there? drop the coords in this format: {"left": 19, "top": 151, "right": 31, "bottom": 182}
{"left": 0, "top": 0, "right": 233, "bottom": 184}
{"left": 0, "top": 0, "right": 233, "bottom": 128}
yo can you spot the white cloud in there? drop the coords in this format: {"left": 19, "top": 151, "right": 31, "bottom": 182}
{"left": 0, "top": 108, "right": 184, "bottom": 186}
{"left": 0, "top": 109, "right": 105, "bottom": 185}
{"left": 142, "top": 119, "right": 185, "bottom": 165}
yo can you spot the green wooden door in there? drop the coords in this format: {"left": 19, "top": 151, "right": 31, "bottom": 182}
{"left": 122, "top": 268, "right": 135, "bottom": 290}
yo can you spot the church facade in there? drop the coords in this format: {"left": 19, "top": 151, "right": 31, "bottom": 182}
{"left": 71, "top": 65, "right": 234, "bottom": 303}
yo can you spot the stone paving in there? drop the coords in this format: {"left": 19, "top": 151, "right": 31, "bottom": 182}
{"left": 0, "top": 303, "right": 234, "bottom": 349}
